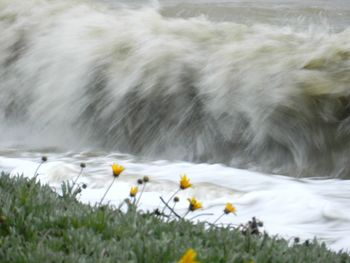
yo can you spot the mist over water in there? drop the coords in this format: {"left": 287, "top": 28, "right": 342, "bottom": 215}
{"left": 103, "top": 0, "right": 350, "bottom": 31}
{"left": 0, "top": 0, "right": 350, "bottom": 178}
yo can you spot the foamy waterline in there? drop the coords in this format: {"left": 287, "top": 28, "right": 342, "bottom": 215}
{"left": 1, "top": 0, "right": 350, "bottom": 177}
{"left": 1, "top": 150, "right": 350, "bottom": 252}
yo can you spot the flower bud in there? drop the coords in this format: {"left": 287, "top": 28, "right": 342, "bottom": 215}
{"left": 137, "top": 179, "right": 143, "bottom": 185}
{"left": 129, "top": 186, "right": 138, "bottom": 197}
{"left": 143, "top": 176, "right": 150, "bottom": 183}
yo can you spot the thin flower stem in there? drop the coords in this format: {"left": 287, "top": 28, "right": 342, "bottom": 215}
{"left": 99, "top": 177, "right": 116, "bottom": 206}
{"left": 166, "top": 203, "right": 177, "bottom": 222}
{"left": 159, "top": 196, "right": 182, "bottom": 219}
{"left": 118, "top": 199, "right": 128, "bottom": 210}
{"left": 29, "top": 161, "right": 45, "bottom": 195}
{"left": 135, "top": 183, "right": 146, "bottom": 206}
{"left": 182, "top": 210, "right": 190, "bottom": 219}
{"left": 72, "top": 167, "right": 84, "bottom": 189}
{"left": 33, "top": 162, "right": 43, "bottom": 178}
{"left": 161, "top": 188, "right": 180, "bottom": 213}
{"left": 212, "top": 212, "right": 225, "bottom": 225}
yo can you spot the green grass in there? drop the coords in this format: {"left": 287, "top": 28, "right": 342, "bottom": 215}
{"left": 0, "top": 172, "right": 349, "bottom": 263}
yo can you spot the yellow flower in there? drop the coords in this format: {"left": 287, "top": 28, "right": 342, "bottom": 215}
{"left": 112, "top": 163, "right": 125, "bottom": 177}
{"left": 129, "top": 186, "right": 138, "bottom": 197}
{"left": 224, "top": 203, "right": 237, "bottom": 214}
{"left": 180, "top": 174, "right": 192, "bottom": 190}
{"left": 188, "top": 197, "right": 202, "bottom": 211}
{"left": 178, "top": 248, "right": 200, "bottom": 263}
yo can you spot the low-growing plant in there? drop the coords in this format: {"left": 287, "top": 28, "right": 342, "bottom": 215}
{"left": 0, "top": 172, "right": 349, "bottom": 263}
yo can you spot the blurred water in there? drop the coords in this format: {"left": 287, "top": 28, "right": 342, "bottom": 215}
{"left": 102, "top": 0, "right": 350, "bottom": 31}
{"left": 0, "top": 0, "right": 350, "bottom": 252}
{"left": 1, "top": 0, "right": 350, "bottom": 176}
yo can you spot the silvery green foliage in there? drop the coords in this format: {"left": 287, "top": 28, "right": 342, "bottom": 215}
{"left": 60, "top": 180, "right": 82, "bottom": 199}
{"left": 0, "top": 172, "right": 349, "bottom": 263}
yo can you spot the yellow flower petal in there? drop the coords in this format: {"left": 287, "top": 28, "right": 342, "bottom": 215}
{"left": 188, "top": 197, "right": 202, "bottom": 211}
{"left": 224, "top": 203, "right": 237, "bottom": 214}
{"left": 180, "top": 174, "right": 192, "bottom": 190}
{"left": 112, "top": 163, "right": 125, "bottom": 177}
{"left": 178, "top": 248, "right": 200, "bottom": 263}
{"left": 129, "top": 186, "right": 138, "bottom": 197}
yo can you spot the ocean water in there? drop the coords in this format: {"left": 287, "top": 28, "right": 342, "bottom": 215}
{"left": 0, "top": 0, "right": 350, "bottom": 252}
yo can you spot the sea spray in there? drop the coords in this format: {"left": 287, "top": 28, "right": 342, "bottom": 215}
{"left": 0, "top": 0, "right": 350, "bottom": 177}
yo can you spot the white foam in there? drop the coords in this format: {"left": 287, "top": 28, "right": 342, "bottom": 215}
{"left": 1, "top": 152, "right": 350, "bottom": 252}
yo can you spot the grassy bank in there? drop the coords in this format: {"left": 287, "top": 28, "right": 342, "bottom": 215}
{"left": 0, "top": 173, "right": 349, "bottom": 263}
